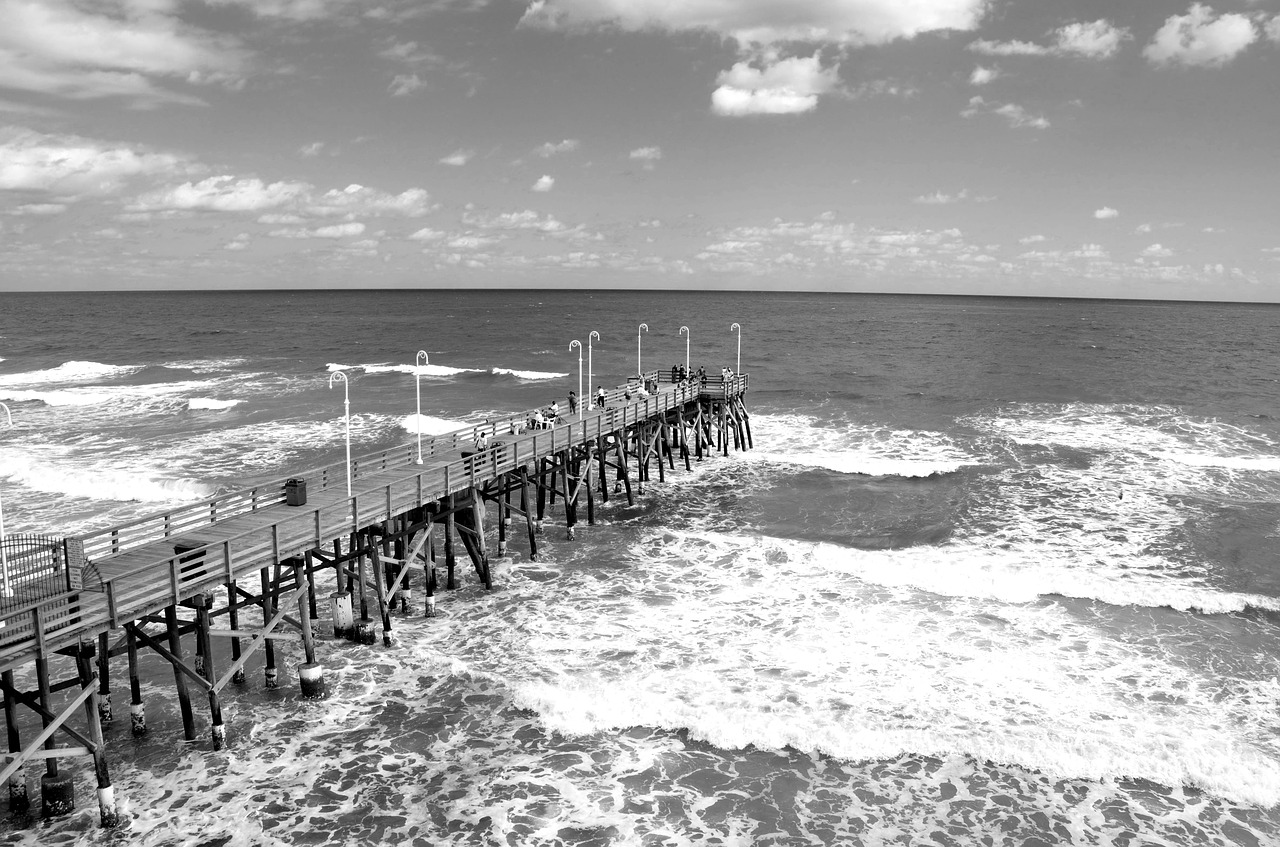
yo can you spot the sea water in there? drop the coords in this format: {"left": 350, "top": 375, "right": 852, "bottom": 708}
{"left": 1, "top": 289, "right": 1279, "bottom": 846}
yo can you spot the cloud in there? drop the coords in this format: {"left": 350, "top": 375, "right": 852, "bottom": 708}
{"left": 0, "top": 126, "right": 188, "bottom": 194}
{"left": 629, "top": 146, "right": 662, "bottom": 161}
{"left": 438, "top": 149, "right": 474, "bottom": 166}
{"left": 535, "top": 139, "right": 581, "bottom": 157}
{"left": 969, "top": 65, "right": 1000, "bottom": 85}
{"left": 969, "top": 20, "right": 1130, "bottom": 59}
{"left": 711, "top": 54, "right": 840, "bottom": 116}
{"left": 1094, "top": 206, "right": 1119, "bottom": 219}
{"left": 532, "top": 175, "right": 555, "bottom": 192}
{"left": 1141, "top": 243, "right": 1173, "bottom": 257}
{"left": 1019, "top": 234, "right": 1046, "bottom": 244}
{"left": 130, "top": 176, "right": 310, "bottom": 212}
{"left": 129, "top": 178, "right": 433, "bottom": 218}
{"left": 299, "top": 142, "right": 326, "bottom": 157}
{"left": 1268, "top": 16, "right": 1280, "bottom": 44}
{"left": 0, "top": 0, "right": 245, "bottom": 105}
{"left": 306, "top": 184, "right": 433, "bottom": 217}
{"left": 269, "top": 221, "right": 366, "bottom": 239}
{"left": 961, "top": 97, "right": 1049, "bottom": 129}
{"left": 390, "top": 74, "right": 426, "bottom": 96}
{"left": 9, "top": 202, "right": 67, "bottom": 215}
{"left": 1135, "top": 223, "right": 1153, "bottom": 233}
{"left": 519, "top": 0, "right": 988, "bottom": 46}
{"left": 463, "top": 209, "right": 568, "bottom": 232}
{"left": 912, "top": 188, "right": 994, "bottom": 204}
{"left": 224, "top": 233, "right": 250, "bottom": 250}
{"left": 1144, "top": 4, "right": 1257, "bottom": 67}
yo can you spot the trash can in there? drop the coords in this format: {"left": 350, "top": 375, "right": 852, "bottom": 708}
{"left": 285, "top": 478, "right": 307, "bottom": 506}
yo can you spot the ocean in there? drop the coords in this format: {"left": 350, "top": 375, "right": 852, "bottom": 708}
{"left": 1, "top": 289, "right": 1279, "bottom": 846}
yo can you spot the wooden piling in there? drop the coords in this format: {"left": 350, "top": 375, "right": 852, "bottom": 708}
{"left": 75, "top": 647, "right": 119, "bottom": 827}
{"left": 2, "top": 669, "right": 27, "bottom": 815}
{"left": 164, "top": 604, "right": 197, "bottom": 740}
{"left": 194, "top": 595, "right": 225, "bottom": 748}
{"left": 294, "top": 557, "right": 326, "bottom": 700}
{"left": 260, "top": 568, "right": 280, "bottom": 686}
{"left": 126, "top": 623, "right": 145, "bottom": 736}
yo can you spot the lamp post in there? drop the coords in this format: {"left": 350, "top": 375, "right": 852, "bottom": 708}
{"left": 588, "top": 330, "right": 600, "bottom": 408}
{"left": 637, "top": 322, "right": 648, "bottom": 378}
{"left": 679, "top": 325, "right": 690, "bottom": 374}
{"left": 731, "top": 322, "right": 742, "bottom": 375}
{"left": 329, "top": 371, "right": 352, "bottom": 498}
{"left": 569, "top": 340, "right": 583, "bottom": 420}
{"left": 0, "top": 402, "right": 11, "bottom": 597}
{"left": 414, "top": 350, "right": 429, "bottom": 464}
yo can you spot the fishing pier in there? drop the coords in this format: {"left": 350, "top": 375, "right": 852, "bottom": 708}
{"left": 0, "top": 372, "right": 751, "bottom": 827}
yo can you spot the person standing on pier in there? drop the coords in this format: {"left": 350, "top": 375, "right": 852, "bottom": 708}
{"left": 568, "top": 391, "right": 578, "bottom": 416}
{"left": 595, "top": 385, "right": 606, "bottom": 408}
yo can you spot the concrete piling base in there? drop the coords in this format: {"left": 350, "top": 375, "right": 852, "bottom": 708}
{"left": 41, "top": 772, "right": 75, "bottom": 818}
{"left": 425, "top": 594, "right": 437, "bottom": 617}
{"left": 232, "top": 668, "right": 246, "bottom": 685}
{"left": 98, "top": 786, "right": 120, "bottom": 828}
{"left": 299, "top": 662, "right": 326, "bottom": 700}
{"left": 355, "top": 619, "right": 376, "bottom": 645}
{"left": 331, "top": 592, "right": 353, "bottom": 639}
{"left": 130, "top": 702, "right": 147, "bottom": 736}
{"left": 211, "top": 722, "right": 226, "bottom": 750}
{"left": 264, "top": 666, "right": 279, "bottom": 689}
{"left": 8, "top": 776, "right": 29, "bottom": 815}
{"left": 98, "top": 694, "right": 112, "bottom": 725}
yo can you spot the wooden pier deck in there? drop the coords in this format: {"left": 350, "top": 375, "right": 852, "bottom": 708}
{"left": 0, "top": 372, "right": 752, "bottom": 826}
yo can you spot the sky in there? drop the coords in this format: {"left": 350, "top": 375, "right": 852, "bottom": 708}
{"left": 0, "top": 0, "right": 1278, "bottom": 300}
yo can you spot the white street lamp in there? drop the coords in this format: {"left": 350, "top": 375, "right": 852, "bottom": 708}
{"left": 0, "top": 402, "right": 11, "bottom": 597}
{"left": 588, "top": 330, "right": 600, "bottom": 409}
{"left": 637, "top": 323, "right": 648, "bottom": 378}
{"left": 569, "top": 340, "right": 583, "bottom": 420}
{"left": 414, "top": 350, "right": 429, "bottom": 464}
{"left": 679, "top": 325, "right": 690, "bottom": 375}
{"left": 731, "top": 322, "right": 742, "bottom": 375}
{"left": 329, "top": 371, "right": 352, "bottom": 498}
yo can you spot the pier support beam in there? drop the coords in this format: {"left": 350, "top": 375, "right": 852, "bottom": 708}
{"left": 126, "top": 624, "right": 145, "bottom": 736}
{"left": 164, "top": 604, "right": 197, "bottom": 740}
{"left": 295, "top": 556, "right": 326, "bottom": 700}
{"left": 2, "top": 669, "right": 28, "bottom": 815}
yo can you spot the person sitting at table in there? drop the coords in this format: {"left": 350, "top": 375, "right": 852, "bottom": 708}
{"left": 548, "top": 399, "right": 560, "bottom": 423}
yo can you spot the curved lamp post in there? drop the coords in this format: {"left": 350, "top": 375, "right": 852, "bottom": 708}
{"left": 329, "top": 371, "right": 352, "bottom": 497}
{"left": 588, "top": 330, "right": 600, "bottom": 408}
{"left": 730, "top": 322, "right": 742, "bottom": 375}
{"left": 679, "top": 325, "right": 690, "bottom": 374}
{"left": 0, "top": 402, "right": 11, "bottom": 597}
{"left": 414, "top": 350, "right": 429, "bottom": 464}
{"left": 569, "top": 340, "right": 583, "bottom": 420}
{"left": 637, "top": 323, "right": 648, "bottom": 378}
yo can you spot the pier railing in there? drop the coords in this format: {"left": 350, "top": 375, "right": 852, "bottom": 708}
{"left": 0, "top": 375, "right": 747, "bottom": 665}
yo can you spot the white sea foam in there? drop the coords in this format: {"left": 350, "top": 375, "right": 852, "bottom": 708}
{"left": 472, "top": 528, "right": 1280, "bottom": 807}
{"left": 0, "top": 360, "right": 139, "bottom": 386}
{"left": 492, "top": 367, "right": 567, "bottom": 380}
{"left": 0, "top": 452, "right": 215, "bottom": 504}
{"left": 738, "top": 412, "right": 976, "bottom": 477}
{"left": 329, "top": 362, "right": 483, "bottom": 377}
{"left": 188, "top": 398, "right": 242, "bottom": 410}
{"left": 0, "top": 387, "right": 118, "bottom": 406}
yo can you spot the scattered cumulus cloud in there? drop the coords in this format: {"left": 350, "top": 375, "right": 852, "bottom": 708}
{"left": 1144, "top": 4, "right": 1257, "bottom": 67}
{"left": 224, "top": 233, "right": 250, "bottom": 251}
{"left": 1142, "top": 243, "right": 1173, "bottom": 257}
{"left": 912, "top": 188, "right": 994, "bottom": 204}
{"left": 269, "top": 221, "right": 366, "bottom": 239}
{"left": 535, "top": 139, "right": 580, "bottom": 157}
{"left": 1267, "top": 16, "right": 1280, "bottom": 44}
{"left": 712, "top": 55, "right": 839, "bottom": 116}
{"left": 1019, "top": 234, "right": 1046, "bottom": 244}
{"left": 299, "top": 142, "right": 325, "bottom": 157}
{"left": 970, "top": 20, "right": 1130, "bottom": 59}
{"left": 0, "top": 126, "right": 188, "bottom": 194}
{"left": 961, "top": 97, "right": 1049, "bottom": 129}
{"left": 408, "top": 226, "right": 445, "bottom": 241}
{"left": 969, "top": 65, "right": 1000, "bottom": 85}
{"left": 532, "top": 174, "right": 554, "bottom": 192}
{"left": 1094, "top": 206, "right": 1119, "bottom": 219}
{"left": 129, "top": 177, "right": 433, "bottom": 218}
{"left": 390, "top": 74, "right": 426, "bottom": 96}
{"left": 438, "top": 149, "right": 474, "bottom": 166}
{"left": 629, "top": 146, "right": 662, "bottom": 161}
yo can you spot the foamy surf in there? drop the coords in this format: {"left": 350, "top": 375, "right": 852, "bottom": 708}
{"left": 0, "top": 452, "right": 216, "bottom": 503}
{"left": 737, "top": 412, "right": 977, "bottom": 477}
{"left": 492, "top": 367, "right": 567, "bottom": 380}
{"left": 188, "top": 398, "right": 242, "bottom": 410}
